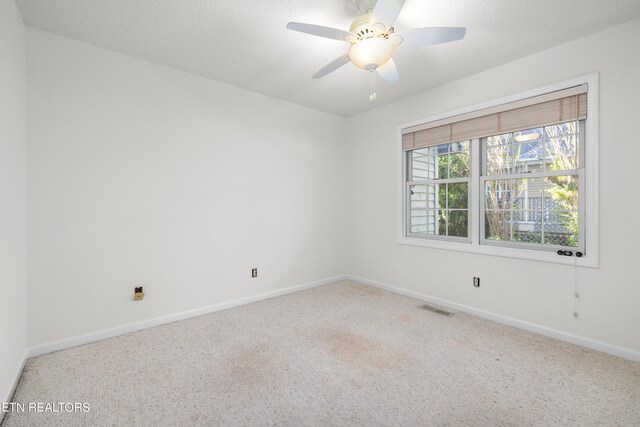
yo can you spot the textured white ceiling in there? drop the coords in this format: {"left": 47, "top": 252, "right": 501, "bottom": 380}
{"left": 16, "top": 0, "right": 640, "bottom": 117}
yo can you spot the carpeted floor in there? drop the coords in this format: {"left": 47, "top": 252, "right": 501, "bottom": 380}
{"left": 4, "top": 280, "right": 640, "bottom": 426}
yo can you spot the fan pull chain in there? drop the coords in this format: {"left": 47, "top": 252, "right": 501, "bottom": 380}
{"left": 573, "top": 253, "right": 579, "bottom": 318}
{"left": 369, "top": 69, "right": 377, "bottom": 102}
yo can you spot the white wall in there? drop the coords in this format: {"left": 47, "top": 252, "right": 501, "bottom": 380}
{"left": 24, "top": 16, "right": 640, "bottom": 358}
{"left": 26, "top": 29, "right": 348, "bottom": 348}
{"left": 0, "top": 0, "right": 27, "bottom": 407}
{"left": 347, "top": 18, "right": 640, "bottom": 353}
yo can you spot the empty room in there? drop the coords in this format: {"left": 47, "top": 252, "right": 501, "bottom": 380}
{"left": 2, "top": 0, "right": 640, "bottom": 425}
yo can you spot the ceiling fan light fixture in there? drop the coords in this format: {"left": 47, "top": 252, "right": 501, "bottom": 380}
{"left": 286, "top": 0, "right": 467, "bottom": 100}
{"left": 348, "top": 37, "right": 396, "bottom": 70}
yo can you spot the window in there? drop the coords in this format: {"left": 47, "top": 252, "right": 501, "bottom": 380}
{"left": 408, "top": 141, "right": 470, "bottom": 240}
{"left": 399, "top": 76, "right": 598, "bottom": 266}
{"left": 482, "top": 121, "right": 583, "bottom": 252}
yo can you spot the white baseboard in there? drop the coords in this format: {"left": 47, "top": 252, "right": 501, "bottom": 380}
{"left": 1, "top": 352, "right": 28, "bottom": 423}
{"left": 28, "top": 275, "right": 347, "bottom": 358}
{"left": 347, "top": 274, "right": 640, "bottom": 363}
{"left": 25, "top": 273, "right": 640, "bottom": 364}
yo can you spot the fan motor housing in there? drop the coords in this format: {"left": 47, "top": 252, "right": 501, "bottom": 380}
{"left": 349, "top": 12, "right": 389, "bottom": 40}
{"left": 350, "top": 12, "right": 373, "bottom": 33}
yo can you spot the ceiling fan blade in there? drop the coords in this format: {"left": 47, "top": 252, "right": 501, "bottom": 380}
{"left": 286, "top": 22, "right": 352, "bottom": 42}
{"left": 376, "top": 58, "right": 399, "bottom": 83}
{"left": 313, "top": 55, "right": 351, "bottom": 79}
{"left": 370, "top": 0, "right": 406, "bottom": 28}
{"left": 396, "top": 27, "right": 467, "bottom": 48}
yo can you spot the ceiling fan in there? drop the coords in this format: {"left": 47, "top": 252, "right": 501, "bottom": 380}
{"left": 286, "top": 0, "right": 466, "bottom": 100}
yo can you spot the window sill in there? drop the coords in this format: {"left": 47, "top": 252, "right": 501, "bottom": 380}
{"left": 397, "top": 236, "right": 598, "bottom": 268}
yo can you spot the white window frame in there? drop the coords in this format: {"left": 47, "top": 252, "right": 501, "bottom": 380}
{"left": 397, "top": 73, "right": 599, "bottom": 267}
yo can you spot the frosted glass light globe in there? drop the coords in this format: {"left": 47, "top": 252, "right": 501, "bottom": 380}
{"left": 348, "top": 37, "right": 396, "bottom": 70}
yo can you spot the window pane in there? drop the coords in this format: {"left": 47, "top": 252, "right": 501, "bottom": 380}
{"left": 410, "top": 141, "right": 470, "bottom": 181}
{"left": 449, "top": 140, "right": 470, "bottom": 179}
{"left": 485, "top": 122, "right": 580, "bottom": 176}
{"left": 485, "top": 178, "right": 543, "bottom": 211}
{"left": 410, "top": 185, "right": 437, "bottom": 235}
{"left": 543, "top": 121, "right": 579, "bottom": 171}
{"left": 409, "top": 208, "right": 445, "bottom": 236}
{"left": 486, "top": 144, "right": 514, "bottom": 175}
{"left": 515, "top": 178, "right": 543, "bottom": 210}
{"left": 485, "top": 178, "right": 544, "bottom": 208}
{"left": 449, "top": 152, "right": 470, "bottom": 178}
{"left": 486, "top": 133, "right": 511, "bottom": 147}
{"left": 448, "top": 182, "right": 468, "bottom": 209}
{"left": 409, "top": 184, "right": 428, "bottom": 234}
{"left": 484, "top": 175, "right": 578, "bottom": 247}
{"left": 435, "top": 183, "right": 446, "bottom": 209}
{"left": 513, "top": 138, "right": 544, "bottom": 174}
{"left": 544, "top": 175, "right": 578, "bottom": 211}
{"left": 409, "top": 184, "right": 468, "bottom": 239}
{"left": 543, "top": 175, "right": 578, "bottom": 247}
{"left": 512, "top": 210, "right": 543, "bottom": 244}
{"left": 485, "top": 210, "right": 513, "bottom": 241}
{"left": 437, "top": 155, "right": 448, "bottom": 180}
{"left": 485, "top": 210, "right": 543, "bottom": 244}
{"left": 448, "top": 210, "right": 468, "bottom": 237}
{"left": 544, "top": 211, "right": 578, "bottom": 247}
{"left": 410, "top": 149, "right": 437, "bottom": 181}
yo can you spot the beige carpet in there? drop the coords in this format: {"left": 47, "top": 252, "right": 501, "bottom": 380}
{"left": 4, "top": 280, "right": 640, "bottom": 426}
